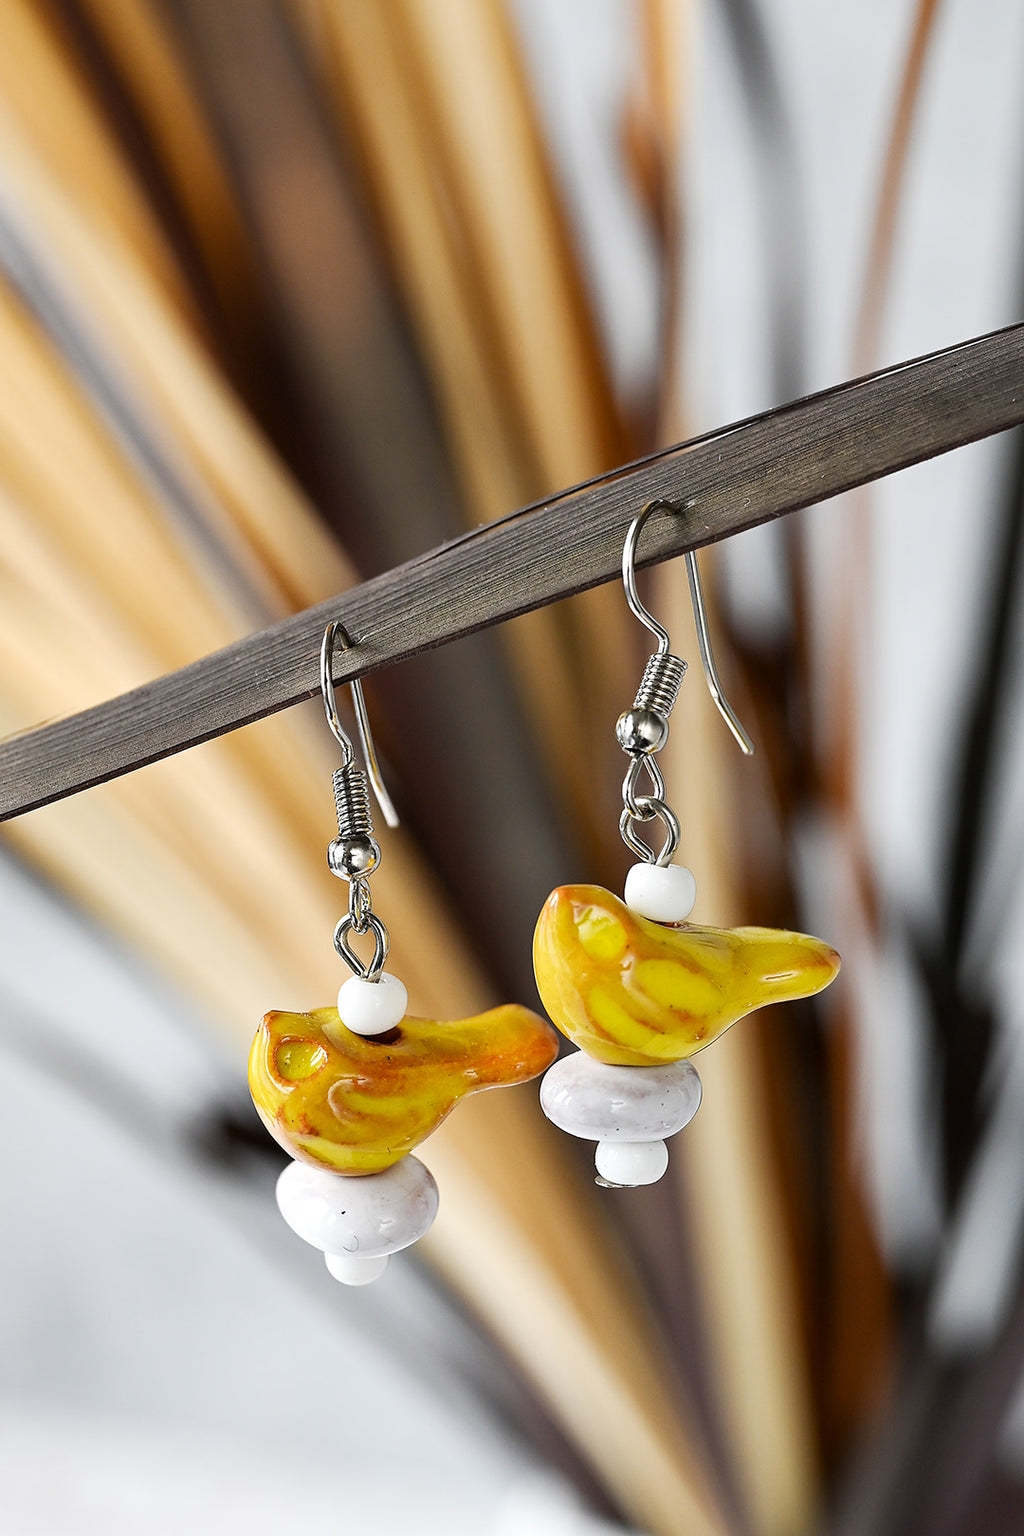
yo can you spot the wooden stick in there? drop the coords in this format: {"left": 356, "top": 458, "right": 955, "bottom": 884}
{"left": 2, "top": 320, "right": 1024, "bottom": 821}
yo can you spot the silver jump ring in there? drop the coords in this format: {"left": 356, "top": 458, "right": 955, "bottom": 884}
{"left": 619, "top": 798, "right": 681, "bottom": 867}
{"left": 623, "top": 755, "right": 666, "bottom": 819}
{"left": 348, "top": 877, "right": 372, "bottom": 932}
{"left": 334, "top": 913, "right": 390, "bottom": 979}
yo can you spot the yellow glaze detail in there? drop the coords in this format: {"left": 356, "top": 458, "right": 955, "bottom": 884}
{"left": 274, "top": 1038, "right": 328, "bottom": 1081}
{"left": 534, "top": 884, "right": 841, "bottom": 1066}
{"left": 249, "top": 1002, "right": 558, "bottom": 1175}
{"left": 577, "top": 906, "right": 628, "bottom": 963}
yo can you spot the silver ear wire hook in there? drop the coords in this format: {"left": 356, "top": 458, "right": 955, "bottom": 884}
{"left": 621, "top": 499, "right": 674, "bottom": 656}
{"left": 616, "top": 500, "right": 754, "bottom": 866}
{"left": 320, "top": 621, "right": 399, "bottom": 828}
{"left": 684, "top": 552, "right": 755, "bottom": 756}
{"left": 621, "top": 500, "right": 755, "bottom": 756}
{"left": 320, "top": 621, "right": 397, "bottom": 980}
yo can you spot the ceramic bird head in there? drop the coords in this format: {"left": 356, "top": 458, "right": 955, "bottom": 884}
{"left": 534, "top": 884, "right": 840, "bottom": 1067}
{"left": 250, "top": 1002, "right": 558, "bottom": 1174}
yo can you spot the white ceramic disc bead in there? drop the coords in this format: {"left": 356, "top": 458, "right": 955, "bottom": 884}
{"left": 540, "top": 1052, "right": 702, "bottom": 1142}
{"left": 595, "top": 1138, "right": 669, "bottom": 1186}
{"left": 337, "top": 971, "right": 407, "bottom": 1036}
{"left": 624, "top": 862, "right": 696, "bottom": 923}
{"left": 325, "top": 1251, "right": 390, "bottom": 1286}
{"left": 276, "top": 1155, "right": 438, "bottom": 1257}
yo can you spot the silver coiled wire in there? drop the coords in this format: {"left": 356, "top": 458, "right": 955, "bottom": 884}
{"left": 332, "top": 761, "right": 373, "bottom": 842}
{"left": 633, "top": 652, "right": 686, "bottom": 719}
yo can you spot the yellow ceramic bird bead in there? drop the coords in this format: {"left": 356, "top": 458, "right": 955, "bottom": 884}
{"left": 250, "top": 1001, "right": 558, "bottom": 1175}
{"left": 534, "top": 884, "right": 841, "bottom": 1067}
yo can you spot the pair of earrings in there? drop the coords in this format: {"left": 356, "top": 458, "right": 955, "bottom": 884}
{"left": 249, "top": 501, "right": 841, "bottom": 1285}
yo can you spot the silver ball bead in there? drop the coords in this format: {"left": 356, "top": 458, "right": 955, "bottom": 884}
{"left": 616, "top": 708, "right": 668, "bottom": 755}
{"left": 327, "top": 835, "right": 381, "bottom": 879}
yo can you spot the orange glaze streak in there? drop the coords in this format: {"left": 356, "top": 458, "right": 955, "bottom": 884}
{"left": 249, "top": 1002, "right": 557, "bottom": 1174}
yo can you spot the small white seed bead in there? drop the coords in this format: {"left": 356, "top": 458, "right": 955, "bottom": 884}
{"left": 337, "top": 971, "right": 407, "bottom": 1036}
{"left": 325, "top": 1251, "right": 390, "bottom": 1286}
{"left": 595, "top": 1138, "right": 670, "bottom": 1186}
{"left": 276, "top": 1155, "right": 438, "bottom": 1256}
{"left": 624, "top": 862, "right": 696, "bottom": 923}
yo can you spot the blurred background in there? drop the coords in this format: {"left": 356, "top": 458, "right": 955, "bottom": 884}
{"left": 1, "top": 1, "right": 1023, "bottom": 1532}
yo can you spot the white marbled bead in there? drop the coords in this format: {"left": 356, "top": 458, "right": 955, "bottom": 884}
{"left": 325, "top": 1252, "right": 390, "bottom": 1286}
{"left": 276, "top": 1155, "right": 438, "bottom": 1258}
{"left": 624, "top": 861, "right": 696, "bottom": 923}
{"left": 540, "top": 1052, "right": 702, "bottom": 1142}
{"left": 595, "top": 1138, "right": 670, "bottom": 1186}
{"left": 337, "top": 971, "right": 408, "bottom": 1036}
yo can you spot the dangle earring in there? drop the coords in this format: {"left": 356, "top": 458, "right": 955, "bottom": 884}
{"left": 534, "top": 501, "right": 841, "bottom": 1187}
{"left": 249, "top": 622, "right": 558, "bottom": 1283}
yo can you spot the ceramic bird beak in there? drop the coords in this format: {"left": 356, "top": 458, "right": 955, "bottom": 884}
{"left": 534, "top": 884, "right": 840, "bottom": 1067}
{"left": 250, "top": 1002, "right": 558, "bottom": 1174}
